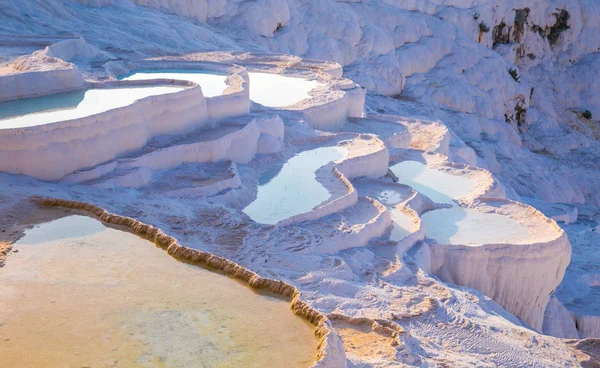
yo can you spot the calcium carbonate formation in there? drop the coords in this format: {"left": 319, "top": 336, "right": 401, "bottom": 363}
{"left": 0, "top": 1, "right": 598, "bottom": 365}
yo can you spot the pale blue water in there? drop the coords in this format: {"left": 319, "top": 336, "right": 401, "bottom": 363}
{"left": 248, "top": 72, "right": 322, "bottom": 107}
{"left": 0, "top": 86, "right": 184, "bottom": 129}
{"left": 121, "top": 69, "right": 228, "bottom": 98}
{"left": 243, "top": 146, "right": 347, "bottom": 225}
{"left": 421, "top": 207, "right": 533, "bottom": 246}
{"left": 17, "top": 215, "right": 105, "bottom": 245}
{"left": 390, "top": 161, "right": 474, "bottom": 204}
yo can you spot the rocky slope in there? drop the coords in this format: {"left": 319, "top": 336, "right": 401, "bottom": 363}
{"left": 1, "top": 0, "right": 599, "bottom": 365}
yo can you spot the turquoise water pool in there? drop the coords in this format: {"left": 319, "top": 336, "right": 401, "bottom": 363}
{"left": 0, "top": 86, "right": 184, "bottom": 129}
{"left": 243, "top": 146, "right": 347, "bottom": 224}
{"left": 390, "top": 161, "right": 475, "bottom": 204}
{"left": 248, "top": 72, "right": 322, "bottom": 108}
{"left": 421, "top": 207, "right": 533, "bottom": 246}
{"left": 121, "top": 69, "right": 228, "bottom": 98}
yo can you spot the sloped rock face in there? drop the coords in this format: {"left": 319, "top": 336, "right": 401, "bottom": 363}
{"left": 543, "top": 296, "right": 579, "bottom": 339}
{"left": 0, "top": 1, "right": 598, "bottom": 366}
{"left": 429, "top": 208, "right": 571, "bottom": 331}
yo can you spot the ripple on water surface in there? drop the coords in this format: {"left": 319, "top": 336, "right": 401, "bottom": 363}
{"left": 0, "top": 211, "right": 317, "bottom": 367}
{"left": 243, "top": 146, "right": 347, "bottom": 225}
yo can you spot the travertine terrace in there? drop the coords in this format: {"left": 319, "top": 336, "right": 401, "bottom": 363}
{"left": 1, "top": 1, "right": 599, "bottom": 366}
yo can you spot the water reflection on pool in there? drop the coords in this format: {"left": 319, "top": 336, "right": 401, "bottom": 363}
{"left": 0, "top": 86, "right": 184, "bottom": 129}
{"left": 248, "top": 72, "right": 322, "bottom": 108}
{"left": 121, "top": 69, "right": 229, "bottom": 98}
{"left": 421, "top": 207, "right": 533, "bottom": 246}
{"left": 243, "top": 146, "right": 347, "bottom": 225}
{"left": 390, "top": 161, "right": 474, "bottom": 204}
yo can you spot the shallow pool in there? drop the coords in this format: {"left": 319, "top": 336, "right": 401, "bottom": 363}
{"left": 0, "top": 86, "right": 185, "bottom": 129}
{"left": 243, "top": 146, "right": 347, "bottom": 225}
{"left": 121, "top": 69, "right": 229, "bottom": 98}
{"left": 421, "top": 207, "right": 533, "bottom": 246}
{"left": 390, "top": 161, "right": 474, "bottom": 204}
{"left": 0, "top": 212, "right": 316, "bottom": 367}
{"left": 248, "top": 72, "right": 322, "bottom": 107}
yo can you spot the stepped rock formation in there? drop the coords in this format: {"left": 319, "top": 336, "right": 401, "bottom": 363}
{"left": 0, "top": 0, "right": 598, "bottom": 365}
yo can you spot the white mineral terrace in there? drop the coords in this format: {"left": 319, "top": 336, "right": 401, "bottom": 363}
{"left": 422, "top": 206, "right": 534, "bottom": 246}
{"left": 0, "top": 212, "right": 317, "bottom": 367}
{"left": 0, "top": 86, "right": 185, "bottom": 129}
{"left": 0, "top": 27, "right": 588, "bottom": 365}
{"left": 121, "top": 69, "right": 228, "bottom": 97}
{"left": 243, "top": 146, "right": 347, "bottom": 225}
{"left": 355, "top": 181, "right": 421, "bottom": 244}
{"left": 390, "top": 160, "right": 475, "bottom": 204}
{"left": 247, "top": 72, "right": 323, "bottom": 107}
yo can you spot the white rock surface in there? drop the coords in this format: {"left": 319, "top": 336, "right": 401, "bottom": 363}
{"left": 0, "top": 67, "right": 85, "bottom": 102}
{"left": 0, "top": 80, "right": 207, "bottom": 180}
{"left": 543, "top": 296, "right": 579, "bottom": 339}
{"left": 3, "top": 1, "right": 596, "bottom": 203}
{"left": 1, "top": 1, "right": 599, "bottom": 366}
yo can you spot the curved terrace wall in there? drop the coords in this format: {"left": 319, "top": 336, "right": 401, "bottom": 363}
{"left": 0, "top": 79, "right": 208, "bottom": 181}
{"left": 0, "top": 36, "right": 108, "bottom": 102}
{"left": 390, "top": 152, "right": 506, "bottom": 205}
{"left": 431, "top": 159, "right": 507, "bottom": 203}
{"left": 316, "top": 196, "right": 392, "bottom": 254}
{"left": 426, "top": 199, "right": 571, "bottom": 331}
{"left": 300, "top": 89, "right": 358, "bottom": 132}
{"left": 108, "top": 59, "right": 251, "bottom": 123}
{"left": 172, "top": 51, "right": 365, "bottom": 131}
{"left": 0, "top": 66, "right": 85, "bottom": 102}
{"left": 162, "top": 162, "right": 242, "bottom": 198}
{"left": 278, "top": 134, "right": 388, "bottom": 226}
{"left": 347, "top": 116, "right": 412, "bottom": 150}
{"left": 383, "top": 115, "right": 452, "bottom": 157}
{"left": 62, "top": 114, "right": 284, "bottom": 186}
{"left": 335, "top": 134, "right": 389, "bottom": 180}
{"left": 278, "top": 164, "right": 359, "bottom": 227}
{"left": 118, "top": 115, "right": 283, "bottom": 170}
{"left": 269, "top": 74, "right": 365, "bottom": 132}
